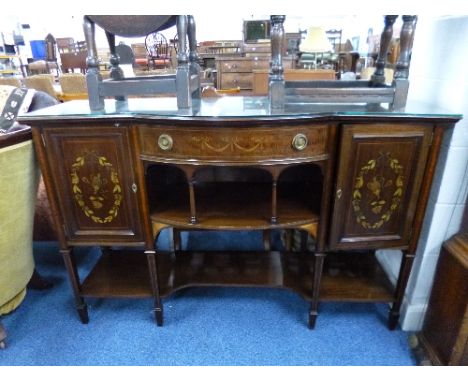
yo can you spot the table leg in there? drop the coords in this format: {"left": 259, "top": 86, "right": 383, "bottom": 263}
{"left": 60, "top": 247, "right": 89, "bottom": 324}
{"left": 309, "top": 252, "right": 325, "bottom": 329}
{"left": 146, "top": 250, "right": 163, "bottom": 326}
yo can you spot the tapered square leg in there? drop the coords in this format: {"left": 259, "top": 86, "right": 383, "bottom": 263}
{"left": 308, "top": 309, "right": 318, "bottom": 329}
{"left": 77, "top": 303, "right": 89, "bottom": 324}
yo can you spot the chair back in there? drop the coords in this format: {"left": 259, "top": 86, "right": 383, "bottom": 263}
{"left": 56, "top": 37, "right": 75, "bottom": 53}
{"left": 59, "top": 73, "right": 88, "bottom": 94}
{"left": 23, "top": 75, "right": 57, "bottom": 99}
{"left": 45, "top": 34, "right": 57, "bottom": 61}
{"left": 145, "top": 32, "right": 171, "bottom": 69}
{"left": 115, "top": 43, "right": 135, "bottom": 65}
{"left": 131, "top": 43, "right": 149, "bottom": 70}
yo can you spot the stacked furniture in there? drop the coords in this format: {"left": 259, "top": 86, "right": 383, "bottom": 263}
{"left": 82, "top": 15, "right": 201, "bottom": 111}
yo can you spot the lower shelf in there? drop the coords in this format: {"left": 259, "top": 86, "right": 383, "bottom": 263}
{"left": 156, "top": 250, "right": 315, "bottom": 300}
{"left": 320, "top": 252, "right": 395, "bottom": 302}
{"left": 81, "top": 251, "right": 153, "bottom": 298}
{"left": 79, "top": 250, "right": 395, "bottom": 303}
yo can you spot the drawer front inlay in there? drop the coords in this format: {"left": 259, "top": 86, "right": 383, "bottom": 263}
{"left": 139, "top": 125, "right": 329, "bottom": 163}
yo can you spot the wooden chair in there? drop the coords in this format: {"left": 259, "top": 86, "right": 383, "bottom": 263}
{"left": 44, "top": 34, "right": 60, "bottom": 75}
{"left": 59, "top": 40, "right": 87, "bottom": 74}
{"left": 115, "top": 42, "right": 136, "bottom": 77}
{"left": 27, "top": 34, "right": 60, "bottom": 76}
{"left": 56, "top": 37, "right": 75, "bottom": 53}
{"left": 58, "top": 73, "right": 88, "bottom": 101}
{"left": 145, "top": 32, "right": 172, "bottom": 69}
{"left": 131, "top": 43, "right": 150, "bottom": 70}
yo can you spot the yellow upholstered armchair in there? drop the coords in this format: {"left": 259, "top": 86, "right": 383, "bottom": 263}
{"left": 0, "top": 127, "right": 37, "bottom": 348}
{"left": 0, "top": 85, "right": 57, "bottom": 348}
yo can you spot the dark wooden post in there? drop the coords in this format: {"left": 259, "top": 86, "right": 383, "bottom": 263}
{"left": 269, "top": 15, "right": 285, "bottom": 110}
{"left": 176, "top": 15, "right": 192, "bottom": 109}
{"left": 83, "top": 16, "right": 104, "bottom": 111}
{"left": 187, "top": 15, "right": 201, "bottom": 101}
{"left": 395, "top": 15, "right": 417, "bottom": 79}
{"left": 393, "top": 15, "right": 417, "bottom": 109}
{"left": 371, "top": 15, "right": 398, "bottom": 85}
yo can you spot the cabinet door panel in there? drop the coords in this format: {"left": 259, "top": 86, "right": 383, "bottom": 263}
{"left": 329, "top": 124, "right": 432, "bottom": 250}
{"left": 43, "top": 126, "right": 144, "bottom": 243}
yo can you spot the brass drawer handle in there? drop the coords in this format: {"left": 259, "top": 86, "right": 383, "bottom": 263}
{"left": 292, "top": 133, "right": 308, "bottom": 151}
{"left": 158, "top": 134, "right": 173, "bottom": 151}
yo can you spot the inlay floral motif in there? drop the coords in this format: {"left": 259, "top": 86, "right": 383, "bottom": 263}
{"left": 191, "top": 136, "right": 275, "bottom": 153}
{"left": 352, "top": 152, "right": 404, "bottom": 229}
{"left": 70, "top": 151, "right": 122, "bottom": 224}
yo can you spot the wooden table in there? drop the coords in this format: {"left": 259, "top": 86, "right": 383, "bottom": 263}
{"left": 252, "top": 69, "right": 336, "bottom": 95}
{"left": 19, "top": 97, "right": 461, "bottom": 329}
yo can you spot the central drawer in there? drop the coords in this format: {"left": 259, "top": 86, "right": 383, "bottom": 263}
{"left": 138, "top": 124, "right": 329, "bottom": 164}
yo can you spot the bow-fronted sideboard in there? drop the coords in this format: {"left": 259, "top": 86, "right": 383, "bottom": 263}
{"left": 20, "top": 97, "right": 461, "bottom": 329}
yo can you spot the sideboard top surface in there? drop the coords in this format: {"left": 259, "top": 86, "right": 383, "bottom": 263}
{"left": 19, "top": 96, "right": 462, "bottom": 124}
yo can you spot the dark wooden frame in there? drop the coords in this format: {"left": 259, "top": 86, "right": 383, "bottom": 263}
{"left": 83, "top": 15, "right": 201, "bottom": 111}
{"left": 269, "top": 15, "right": 418, "bottom": 110}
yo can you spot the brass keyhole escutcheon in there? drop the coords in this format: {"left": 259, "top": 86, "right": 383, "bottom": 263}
{"left": 158, "top": 134, "right": 173, "bottom": 151}
{"left": 292, "top": 133, "right": 308, "bottom": 151}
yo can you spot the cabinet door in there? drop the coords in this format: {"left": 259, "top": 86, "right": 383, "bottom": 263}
{"left": 42, "top": 126, "right": 144, "bottom": 244}
{"left": 329, "top": 124, "right": 432, "bottom": 250}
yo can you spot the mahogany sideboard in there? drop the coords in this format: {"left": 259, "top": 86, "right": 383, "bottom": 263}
{"left": 19, "top": 97, "right": 462, "bottom": 329}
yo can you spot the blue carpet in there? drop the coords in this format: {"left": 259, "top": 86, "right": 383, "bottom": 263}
{"left": 0, "top": 230, "right": 416, "bottom": 366}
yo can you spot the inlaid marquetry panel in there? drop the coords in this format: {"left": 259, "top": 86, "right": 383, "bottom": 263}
{"left": 329, "top": 123, "right": 433, "bottom": 250}
{"left": 41, "top": 126, "right": 145, "bottom": 244}
{"left": 139, "top": 124, "right": 329, "bottom": 164}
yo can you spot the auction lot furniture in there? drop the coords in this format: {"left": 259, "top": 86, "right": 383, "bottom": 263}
{"left": 0, "top": 87, "right": 57, "bottom": 348}
{"left": 82, "top": 15, "right": 200, "bottom": 111}
{"left": 413, "top": 232, "right": 468, "bottom": 365}
{"left": 252, "top": 69, "right": 335, "bottom": 95}
{"left": 20, "top": 97, "right": 461, "bottom": 329}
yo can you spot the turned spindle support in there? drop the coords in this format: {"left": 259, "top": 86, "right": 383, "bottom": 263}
{"left": 371, "top": 15, "right": 398, "bottom": 85}
{"left": 269, "top": 15, "right": 286, "bottom": 109}
{"left": 392, "top": 15, "right": 417, "bottom": 109}
{"left": 395, "top": 15, "right": 417, "bottom": 80}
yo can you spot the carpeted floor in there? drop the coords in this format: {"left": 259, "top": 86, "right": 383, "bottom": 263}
{"left": 0, "top": 230, "right": 417, "bottom": 366}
